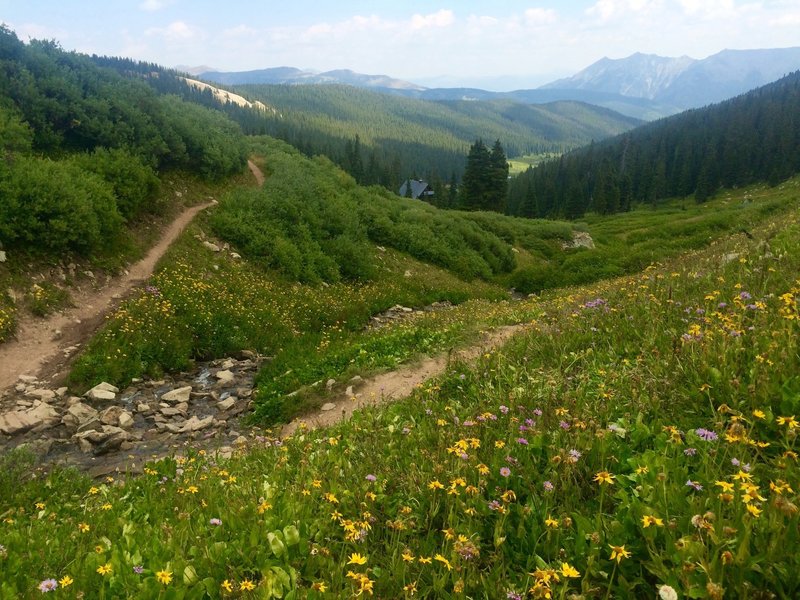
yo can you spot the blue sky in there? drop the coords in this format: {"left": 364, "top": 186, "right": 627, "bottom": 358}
{"left": 2, "top": 1, "right": 799, "bottom": 90}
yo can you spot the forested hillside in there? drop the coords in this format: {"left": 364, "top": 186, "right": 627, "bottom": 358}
{"left": 508, "top": 70, "right": 800, "bottom": 219}
{"left": 0, "top": 26, "right": 248, "bottom": 257}
{"left": 181, "top": 83, "right": 639, "bottom": 191}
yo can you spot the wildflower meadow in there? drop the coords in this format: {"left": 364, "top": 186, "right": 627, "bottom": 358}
{"left": 2, "top": 186, "right": 798, "bottom": 598}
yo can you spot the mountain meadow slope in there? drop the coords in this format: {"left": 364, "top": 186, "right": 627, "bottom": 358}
{"left": 1, "top": 24, "right": 800, "bottom": 600}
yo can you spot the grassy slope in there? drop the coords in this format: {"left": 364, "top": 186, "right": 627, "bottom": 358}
{"left": 2, "top": 179, "right": 798, "bottom": 599}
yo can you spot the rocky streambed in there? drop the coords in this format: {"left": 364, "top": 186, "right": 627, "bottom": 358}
{"left": 0, "top": 353, "right": 269, "bottom": 478}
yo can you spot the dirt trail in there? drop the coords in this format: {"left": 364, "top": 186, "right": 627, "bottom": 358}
{"left": 248, "top": 160, "right": 265, "bottom": 186}
{"left": 281, "top": 324, "right": 526, "bottom": 437}
{"left": 0, "top": 161, "right": 266, "bottom": 393}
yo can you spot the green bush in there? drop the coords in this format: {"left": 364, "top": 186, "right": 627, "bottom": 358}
{"left": 71, "top": 148, "right": 160, "bottom": 220}
{"left": 0, "top": 155, "right": 123, "bottom": 254}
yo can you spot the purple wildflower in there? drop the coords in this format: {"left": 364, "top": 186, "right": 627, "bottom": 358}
{"left": 499, "top": 405, "right": 509, "bottom": 414}
{"left": 695, "top": 428, "right": 718, "bottom": 442}
{"left": 684, "top": 447, "right": 697, "bottom": 456}
{"left": 365, "top": 474, "right": 377, "bottom": 482}
{"left": 742, "top": 463, "right": 752, "bottom": 473}
{"left": 133, "top": 565, "right": 144, "bottom": 574}
{"left": 402, "top": 427, "right": 411, "bottom": 435}
{"left": 210, "top": 518, "right": 222, "bottom": 526}
{"left": 739, "top": 291, "right": 752, "bottom": 301}
{"left": 568, "top": 449, "right": 582, "bottom": 461}
{"left": 500, "top": 467, "right": 511, "bottom": 477}
{"left": 488, "top": 500, "right": 502, "bottom": 511}
{"left": 517, "top": 437, "right": 529, "bottom": 445}
{"left": 731, "top": 458, "right": 740, "bottom": 467}
{"left": 533, "top": 408, "right": 543, "bottom": 416}
{"left": 39, "top": 580, "right": 58, "bottom": 593}
{"left": 543, "top": 480, "right": 554, "bottom": 492}
{"left": 559, "top": 420, "right": 570, "bottom": 430}
{"left": 459, "top": 453, "right": 469, "bottom": 460}
{"left": 686, "top": 479, "right": 703, "bottom": 491}
{"left": 507, "top": 592, "right": 523, "bottom": 600}
{"left": 463, "top": 420, "right": 475, "bottom": 427}
{"left": 718, "top": 302, "right": 728, "bottom": 309}
{"left": 525, "top": 418, "right": 535, "bottom": 427}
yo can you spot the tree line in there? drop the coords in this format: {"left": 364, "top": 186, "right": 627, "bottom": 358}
{"left": 0, "top": 27, "right": 248, "bottom": 256}
{"left": 507, "top": 70, "right": 800, "bottom": 219}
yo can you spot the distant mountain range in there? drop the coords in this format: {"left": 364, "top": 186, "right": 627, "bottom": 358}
{"left": 196, "top": 66, "right": 425, "bottom": 91}
{"left": 190, "top": 47, "right": 800, "bottom": 121}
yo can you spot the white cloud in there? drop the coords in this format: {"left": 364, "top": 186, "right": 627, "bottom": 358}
{"left": 524, "top": 8, "right": 558, "bottom": 26}
{"left": 410, "top": 9, "right": 455, "bottom": 30}
{"left": 145, "top": 21, "right": 203, "bottom": 41}
{"left": 770, "top": 12, "right": 800, "bottom": 26}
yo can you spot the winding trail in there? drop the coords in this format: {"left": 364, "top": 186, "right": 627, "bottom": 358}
{"left": 281, "top": 324, "right": 526, "bottom": 437}
{"left": 0, "top": 161, "right": 266, "bottom": 394}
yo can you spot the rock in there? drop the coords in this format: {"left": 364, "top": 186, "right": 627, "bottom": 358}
{"left": 722, "top": 252, "right": 740, "bottom": 265}
{"left": 99, "top": 405, "right": 124, "bottom": 426}
{"left": 159, "top": 406, "right": 185, "bottom": 417}
{"left": 217, "top": 398, "right": 236, "bottom": 412}
{"left": 62, "top": 403, "right": 99, "bottom": 432}
{"left": 18, "top": 374, "right": 38, "bottom": 384}
{"left": 350, "top": 375, "right": 363, "bottom": 384}
{"left": 345, "top": 386, "right": 354, "bottom": 398}
{"left": 85, "top": 382, "right": 119, "bottom": 402}
{"left": 230, "top": 252, "right": 241, "bottom": 259}
{"left": 215, "top": 370, "right": 235, "bottom": 385}
{"left": 179, "top": 415, "right": 214, "bottom": 433}
{"left": 220, "top": 358, "right": 236, "bottom": 370}
{"left": 326, "top": 378, "right": 336, "bottom": 391}
{"left": 404, "top": 270, "right": 412, "bottom": 277}
{"left": 233, "top": 435, "right": 248, "bottom": 446}
{"left": 161, "top": 386, "right": 192, "bottom": 403}
{"left": 239, "top": 350, "right": 257, "bottom": 360}
{"left": 321, "top": 402, "right": 337, "bottom": 411}
{"left": 137, "top": 403, "right": 152, "bottom": 414}
{"left": 0, "top": 411, "right": 38, "bottom": 435}
{"left": 175, "top": 402, "right": 189, "bottom": 414}
{"left": 55, "top": 387, "right": 68, "bottom": 398}
{"left": 217, "top": 446, "right": 234, "bottom": 460}
{"left": 27, "top": 403, "right": 61, "bottom": 432}
{"left": 118, "top": 411, "right": 135, "bottom": 430}
{"left": 203, "top": 241, "right": 221, "bottom": 252}
{"left": 0, "top": 250, "right": 5, "bottom": 262}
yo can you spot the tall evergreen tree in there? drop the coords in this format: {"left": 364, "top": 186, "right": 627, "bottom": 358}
{"left": 489, "top": 139, "right": 509, "bottom": 213}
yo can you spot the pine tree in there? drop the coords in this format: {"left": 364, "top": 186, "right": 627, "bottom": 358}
{"left": 489, "top": 139, "right": 509, "bottom": 213}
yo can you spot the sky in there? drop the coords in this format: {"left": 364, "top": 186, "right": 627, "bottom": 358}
{"left": 2, "top": 1, "right": 800, "bottom": 90}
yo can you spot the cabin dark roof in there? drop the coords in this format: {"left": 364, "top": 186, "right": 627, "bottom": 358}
{"left": 398, "top": 179, "right": 434, "bottom": 199}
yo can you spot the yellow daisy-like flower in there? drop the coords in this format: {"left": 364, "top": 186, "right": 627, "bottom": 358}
{"left": 641, "top": 515, "right": 664, "bottom": 528}
{"left": 560, "top": 562, "right": 580, "bottom": 578}
{"left": 323, "top": 492, "right": 339, "bottom": 504}
{"left": 156, "top": 570, "right": 173, "bottom": 585}
{"left": 311, "top": 582, "right": 327, "bottom": 592}
{"left": 418, "top": 556, "right": 432, "bottom": 564}
{"left": 347, "top": 552, "right": 368, "bottom": 565}
{"left": 635, "top": 465, "right": 649, "bottom": 475}
{"left": 221, "top": 579, "right": 233, "bottom": 592}
{"left": 715, "top": 481, "right": 735, "bottom": 493}
{"left": 402, "top": 551, "right": 415, "bottom": 563}
{"left": 78, "top": 523, "right": 90, "bottom": 533}
{"left": 428, "top": 480, "right": 444, "bottom": 490}
{"left": 96, "top": 563, "right": 112, "bottom": 576}
{"left": 609, "top": 544, "right": 631, "bottom": 563}
{"left": 58, "top": 576, "right": 73, "bottom": 588}
{"left": 240, "top": 579, "right": 256, "bottom": 591}
{"left": 434, "top": 554, "right": 452, "bottom": 570}
{"left": 752, "top": 409, "right": 766, "bottom": 419}
{"left": 594, "top": 471, "right": 615, "bottom": 485}
{"left": 746, "top": 504, "right": 762, "bottom": 517}
{"left": 545, "top": 516, "right": 560, "bottom": 528}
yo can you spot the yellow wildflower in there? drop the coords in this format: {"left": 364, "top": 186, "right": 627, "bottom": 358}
{"left": 594, "top": 471, "right": 615, "bottom": 485}
{"left": 347, "top": 552, "right": 368, "bottom": 565}
{"left": 609, "top": 544, "right": 631, "bottom": 563}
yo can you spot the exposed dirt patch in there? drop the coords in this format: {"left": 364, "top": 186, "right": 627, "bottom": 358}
{"left": 0, "top": 160, "right": 266, "bottom": 394}
{"left": 281, "top": 324, "right": 526, "bottom": 437}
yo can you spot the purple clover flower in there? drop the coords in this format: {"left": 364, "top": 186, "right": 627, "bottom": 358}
{"left": 686, "top": 479, "right": 703, "bottom": 491}
{"left": 488, "top": 500, "right": 502, "bottom": 511}
{"left": 543, "top": 480, "right": 554, "bottom": 492}
{"left": 500, "top": 467, "right": 511, "bottom": 477}
{"left": 695, "top": 428, "right": 718, "bottom": 442}
{"left": 365, "top": 474, "right": 377, "bottom": 482}
{"left": 210, "top": 518, "right": 222, "bottom": 526}
{"left": 499, "top": 405, "right": 509, "bottom": 414}
{"left": 559, "top": 420, "right": 570, "bottom": 430}
{"left": 517, "top": 437, "right": 529, "bottom": 445}
{"left": 533, "top": 408, "right": 543, "bottom": 416}
{"left": 38, "top": 580, "right": 58, "bottom": 593}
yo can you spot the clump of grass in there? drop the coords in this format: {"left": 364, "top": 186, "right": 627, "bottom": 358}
{"left": 26, "top": 282, "right": 72, "bottom": 317}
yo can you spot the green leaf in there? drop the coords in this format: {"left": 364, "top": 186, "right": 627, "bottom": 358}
{"left": 268, "top": 531, "right": 286, "bottom": 557}
{"left": 282, "top": 525, "right": 300, "bottom": 546}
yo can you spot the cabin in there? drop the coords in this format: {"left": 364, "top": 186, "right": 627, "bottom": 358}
{"left": 398, "top": 179, "right": 434, "bottom": 200}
